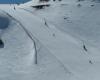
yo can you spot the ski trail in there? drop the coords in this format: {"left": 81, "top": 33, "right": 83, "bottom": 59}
{"left": 1, "top": 9, "right": 73, "bottom": 75}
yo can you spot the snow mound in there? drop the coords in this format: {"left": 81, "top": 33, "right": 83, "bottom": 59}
{"left": 0, "top": 11, "right": 12, "bottom": 48}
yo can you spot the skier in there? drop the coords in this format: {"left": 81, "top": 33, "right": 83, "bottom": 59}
{"left": 83, "top": 44, "right": 87, "bottom": 52}
{"left": 89, "top": 60, "right": 93, "bottom": 64}
{"left": 45, "top": 21, "right": 48, "bottom": 27}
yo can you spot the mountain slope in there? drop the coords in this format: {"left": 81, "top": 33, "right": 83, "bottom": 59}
{"left": 0, "top": 0, "right": 100, "bottom": 80}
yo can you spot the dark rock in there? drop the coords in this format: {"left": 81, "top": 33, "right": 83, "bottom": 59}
{"left": 0, "top": 39, "right": 4, "bottom": 48}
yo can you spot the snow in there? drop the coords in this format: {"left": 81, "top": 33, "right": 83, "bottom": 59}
{"left": 0, "top": 9, "right": 73, "bottom": 80}
{"left": 31, "top": 0, "right": 100, "bottom": 47}
{"left": 0, "top": 0, "right": 100, "bottom": 80}
{"left": 26, "top": 0, "right": 100, "bottom": 80}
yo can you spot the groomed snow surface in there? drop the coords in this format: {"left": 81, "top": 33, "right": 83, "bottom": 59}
{"left": 0, "top": 0, "right": 100, "bottom": 80}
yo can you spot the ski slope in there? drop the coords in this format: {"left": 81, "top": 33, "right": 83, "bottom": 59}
{"left": 0, "top": 9, "right": 73, "bottom": 80}
{"left": 0, "top": 0, "right": 100, "bottom": 80}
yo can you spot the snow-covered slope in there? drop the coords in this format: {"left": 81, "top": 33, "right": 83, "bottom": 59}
{"left": 30, "top": 0, "right": 100, "bottom": 47}
{"left": 0, "top": 10, "right": 73, "bottom": 80}
{"left": 0, "top": 0, "right": 100, "bottom": 80}
{"left": 29, "top": 0, "right": 100, "bottom": 79}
